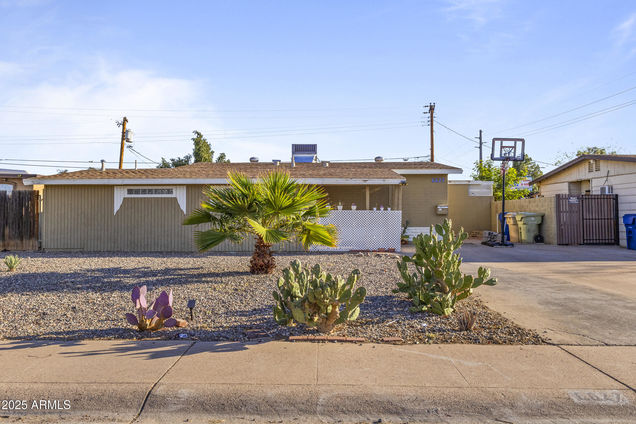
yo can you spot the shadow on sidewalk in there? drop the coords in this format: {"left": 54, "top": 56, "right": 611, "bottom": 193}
{"left": 0, "top": 338, "right": 250, "bottom": 359}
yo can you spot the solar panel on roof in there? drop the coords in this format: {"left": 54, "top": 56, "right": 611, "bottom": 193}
{"left": 293, "top": 155, "right": 315, "bottom": 163}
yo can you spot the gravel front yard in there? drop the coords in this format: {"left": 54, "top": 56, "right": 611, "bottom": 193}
{"left": 0, "top": 252, "right": 543, "bottom": 344}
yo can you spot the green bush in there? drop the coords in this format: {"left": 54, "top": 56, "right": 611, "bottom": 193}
{"left": 394, "top": 219, "right": 496, "bottom": 316}
{"left": 273, "top": 259, "right": 366, "bottom": 333}
{"left": 4, "top": 255, "right": 21, "bottom": 272}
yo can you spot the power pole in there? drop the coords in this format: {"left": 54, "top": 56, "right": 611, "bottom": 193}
{"left": 117, "top": 117, "right": 128, "bottom": 169}
{"left": 425, "top": 103, "right": 435, "bottom": 162}
{"left": 476, "top": 129, "right": 483, "bottom": 166}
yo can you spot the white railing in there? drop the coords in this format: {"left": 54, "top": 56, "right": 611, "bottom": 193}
{"left": 310, "top": 210, "right": 402, "bottom": 252}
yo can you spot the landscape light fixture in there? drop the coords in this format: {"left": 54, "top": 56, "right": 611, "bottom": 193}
{"left": 187, "top": 299, "right": 196, "bottom": 321}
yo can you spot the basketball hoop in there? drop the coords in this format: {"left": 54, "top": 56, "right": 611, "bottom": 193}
{"left": 484, "top": 138, "right": 526, "bottom": 248}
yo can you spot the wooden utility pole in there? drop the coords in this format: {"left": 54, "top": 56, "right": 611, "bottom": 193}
{"left": 477, "top": 129, "right": 483, "bottom": 166}
{"left": 118, "top": 117, "right": 128, "bottom": 169}
{"left": 428, "top": 103, "right": 435, "bottom": 162}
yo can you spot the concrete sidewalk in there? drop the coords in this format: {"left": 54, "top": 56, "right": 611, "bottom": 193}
{"left": 0, "top": 340, "right": 634, "bottom": 423}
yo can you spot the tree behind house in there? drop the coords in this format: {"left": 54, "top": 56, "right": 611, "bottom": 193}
{"left": 472, "top": 159, "right": 533, "bottom": 201}
{"left": 158, "top": 130, "right": 229, "bottom": 168}
{"left": 555, "top": 146, "right": 617, "bottom": 165}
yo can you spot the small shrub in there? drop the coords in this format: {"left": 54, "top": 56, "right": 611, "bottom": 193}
{"left": 4, "top": 255, "right": 21, "bottom": 272}
{"left": 273, "top": 259, "right": 366, "bottom": 333}
{"left": 457, "top": 310, "right": 477, "bottom": 331}
{"left": 125, "top": 286, "right": 187, "bottom": 331}
{"left": 394, "top": 219, "right": 496, "bottom": 316}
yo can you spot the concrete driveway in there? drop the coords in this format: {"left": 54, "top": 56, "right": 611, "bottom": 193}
{"left": 458, "top": 242, "right": 636, "bottom": 345}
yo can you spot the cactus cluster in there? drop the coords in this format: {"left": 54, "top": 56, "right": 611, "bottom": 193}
{"left": 4, "top": 255, "right": 21, "bottom": 272}
{"left": 273, "top": 260, "right": 366, "bottom": 333}
{"left": 394, "top": 219, "right": 496, "bottom": 316}
{"left": 125, "top": 286, "right": 187, "bottom": 331}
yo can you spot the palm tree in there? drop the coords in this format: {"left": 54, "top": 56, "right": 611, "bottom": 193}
{"left": 183, "top": 171, "right": 337, "bottom": 274}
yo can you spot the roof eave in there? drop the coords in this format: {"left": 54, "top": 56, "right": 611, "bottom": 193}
{"left": 24, "top": 177, "right": 405, "bottom": 186}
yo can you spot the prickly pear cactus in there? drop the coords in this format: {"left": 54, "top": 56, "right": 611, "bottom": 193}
{"left": 272, "top": 260, "right": 366, "bottom": 333}
{"left": 394, "top": 218, "right": 496, "bottom": 316}
{"left": 125, "top": 286, "right": 187, "bottom": 331}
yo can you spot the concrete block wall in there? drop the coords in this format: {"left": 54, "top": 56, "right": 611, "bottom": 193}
{"left": 491, "top": 197, "right": 557, "bottom": 244}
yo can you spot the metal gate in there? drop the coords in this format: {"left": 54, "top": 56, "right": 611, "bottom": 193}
{"left": 556, "top": 194, "right": 618, "bottom": 245}
{"left": 0, "top": 190, "right": 40, "bottom": 250}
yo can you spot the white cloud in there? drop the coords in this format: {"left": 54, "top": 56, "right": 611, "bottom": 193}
{"left": 0, "top": 62, "right": 225, "bottom": 173}
{"left": 613, "top": 12, "right": 636, "bottom": 47}
{"left": 0, "top": 61, "right": 302, "bottom": 174}
{"left": 443, "top": 0, "right": 505, "bottom": 27}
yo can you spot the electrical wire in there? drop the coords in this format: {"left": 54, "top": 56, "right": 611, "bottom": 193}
{"left": 0, "top": 158, "right": 154, "bottom": 164}
{"left": 0, "top": 123, "right": 422, "bottom": 145}
{"left": 520, "top": 100, "right": 636, "bottom": 137}
{"left": 328, "top": 155, "right": 430, "bottom": 162}
{"left": 0, "top": 105, "right": 414, "bottom": 113}
{"left": 0, "top": 161, "right": 94, "bottom": 169}
{"left": 433, "top": 119, "right": 479, "bottom": 145}
{"left": 127, "top": 147, "right": 160, "bottom": 164}
{"left": 496, "top": 85, "right": 636, "bottom": 133}
{"left": 0, "top": 120, "right": 421, "bottom": 140}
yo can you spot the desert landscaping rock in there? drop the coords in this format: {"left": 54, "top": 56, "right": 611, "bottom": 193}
{"left": 0, "top": 251, "right": 543, "bottom": 344}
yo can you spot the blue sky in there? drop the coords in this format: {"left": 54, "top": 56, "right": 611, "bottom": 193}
{"left": 0, "top": 0, "right": 635, "bottom": 177}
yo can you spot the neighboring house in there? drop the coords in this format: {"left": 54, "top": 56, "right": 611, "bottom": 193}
{"left": 24, "top": 159, "right": 465, "bottom": 252}
{"left": 533, "top": 154, "right": 636, "bottom": 247}
{"left": 0, "top": 169, "right": 37, "bottom": 193}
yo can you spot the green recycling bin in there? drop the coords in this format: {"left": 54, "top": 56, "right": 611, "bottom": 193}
{"left": 504, "top": 213, "right": 520, "bottom": 243}
{"left": 516, "top": 212, "right": 544, "bottom": 243}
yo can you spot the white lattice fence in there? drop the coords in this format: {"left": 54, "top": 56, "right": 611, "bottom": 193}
{"left": 310, "top": 210, "right": 402, "bottom": 252}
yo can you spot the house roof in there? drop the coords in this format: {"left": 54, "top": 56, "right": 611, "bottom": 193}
{"left": 532, "top": 155, "right": 636, "bottom": 184}
{"left": 25, "top": 161, "right": 462, "bottom": 186}
{"left": 0, "top": 168, "right": 36, "bottom": 178}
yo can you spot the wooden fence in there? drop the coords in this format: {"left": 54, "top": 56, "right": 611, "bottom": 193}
{"left": 0, "top": 190, "right": 39, "bottom": 250}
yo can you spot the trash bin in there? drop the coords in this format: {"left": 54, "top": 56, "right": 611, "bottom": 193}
{"left": 504, "top": 213, "right": 520, "bottom": 243}
{"left": 497, "top": 212, "right": 510, "bottom": 242}
{"left": 516, "top": 212, "right": 545, "bottom": 243}
{"left": 623, "top": 214, "right": 636, "bottom": 250}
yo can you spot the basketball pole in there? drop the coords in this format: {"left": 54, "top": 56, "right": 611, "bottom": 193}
{"left": 500, "top": 160, "right": 507, "bottom": 245}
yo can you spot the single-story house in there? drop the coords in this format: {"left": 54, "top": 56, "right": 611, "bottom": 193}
{"left": 532, "top": 154, "right": 636, "bottom": 247}
{"left": 0, "top": 169, "right": 37, "bottom": 193}
{"left": 25, "top": 159, "right": 466, "bottom": 252}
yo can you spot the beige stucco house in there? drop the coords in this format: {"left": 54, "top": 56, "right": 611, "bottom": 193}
{"left": 533, "top": 154, "right": 636, "bottom": 247}
{"left": 25, "top": 160, "right": 466, "bottom": 252}
{"left": 0, "top": 169, "right": 36, "bottom": 192}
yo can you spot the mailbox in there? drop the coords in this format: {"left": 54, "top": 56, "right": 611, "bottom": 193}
{"left": 436, "top": 204, "right": 448, "bottom": 215}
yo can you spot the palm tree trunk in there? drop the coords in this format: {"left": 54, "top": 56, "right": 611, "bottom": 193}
{"left": 250, "top": 236, "right": 276, "bottom": 274}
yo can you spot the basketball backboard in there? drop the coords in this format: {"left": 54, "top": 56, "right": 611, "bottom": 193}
{"left": 491, "top": 138, "right": 525, "bottom": 161}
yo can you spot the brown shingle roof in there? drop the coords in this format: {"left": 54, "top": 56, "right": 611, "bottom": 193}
{"left": 31, "top": 161, "right": 461, "bottom": 182}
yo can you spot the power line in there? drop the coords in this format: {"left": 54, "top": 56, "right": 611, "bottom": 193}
{"left": 496, "top": 85, "right": 636, "bottom": 133}
{"left": 520, "top": 99, "right": 636, "bottom": 137}
{"left": 0, "top": 119, "right": 421, "bottom": 140}
{"left": 0, "top": 123, "right": 422, "bottom": 145}
{"left": 433, "top": 119, "right": 479, "bottom": 145}
{"left": 329, "top": 155, "right": 430, "bottom": 162}
{"left": 0, "top": 161, "right": 95, "bottom": 169}
{"left": 0, "top": 104, "right": 414, "bottom": 113}
{"left": 127, "top": 147, "right": 160, "bottom": 164}
{"left": 0, "top": 158, "right": 154, "bottom": 164}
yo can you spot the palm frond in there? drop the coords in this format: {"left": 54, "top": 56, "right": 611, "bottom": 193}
{"left": 246, "top": 218, "right": 289, "bottom": 244}
{"left": 183, "top": 208, "right": 212, "bottom": 226}
{"left": 299, "top": 222, "right": 337, "bottom": 250}
{"left": 193, "top": 230, "right": 231, "bottom": 251}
